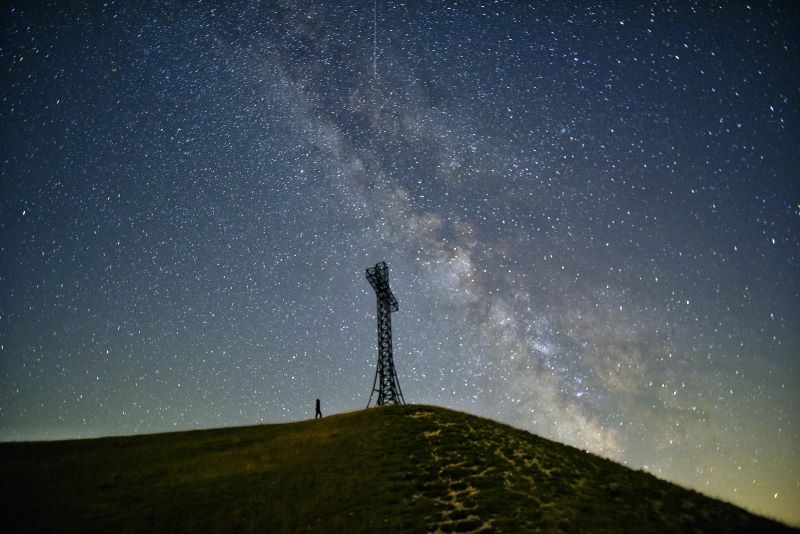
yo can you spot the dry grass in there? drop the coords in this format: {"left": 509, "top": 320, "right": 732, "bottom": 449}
{"left": 0, "top": 404, "right": 793, "bottom": 533}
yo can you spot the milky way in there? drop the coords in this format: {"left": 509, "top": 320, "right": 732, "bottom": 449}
{"left": 1, "top": 1, "right": 798, "bottom": 525}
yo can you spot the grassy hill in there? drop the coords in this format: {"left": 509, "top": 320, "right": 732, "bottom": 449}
{"left": 0, "top": 404, "right": 793, "bottom": 532}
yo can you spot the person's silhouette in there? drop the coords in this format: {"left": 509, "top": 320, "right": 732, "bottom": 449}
{"left": 315, "top": 398, "right": 322, "bottom": 419}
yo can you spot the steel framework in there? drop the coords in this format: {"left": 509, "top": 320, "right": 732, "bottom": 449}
{"left": 366, "top": 262, "right": 405, "bottom": 407}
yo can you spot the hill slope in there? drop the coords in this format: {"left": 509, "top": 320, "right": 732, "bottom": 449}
{"left": 0, "top": 404, "right": 792, "bottom": 532}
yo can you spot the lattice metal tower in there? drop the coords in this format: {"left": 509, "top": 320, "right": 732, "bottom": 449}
{"left": 366, "top": 262, "right": 405, "bottom": 407}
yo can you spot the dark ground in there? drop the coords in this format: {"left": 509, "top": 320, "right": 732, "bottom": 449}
{"left": 1, "top": 404, "right": 794, "bottom": 532}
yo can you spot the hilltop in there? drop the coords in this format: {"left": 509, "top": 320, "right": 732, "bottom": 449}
{"left": 0, "top": 404, "right": 792, "bottom": 532}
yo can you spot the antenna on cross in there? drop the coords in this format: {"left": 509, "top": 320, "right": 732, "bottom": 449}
{"left": 366, "top": 261, "right": 405, "bottom": 407}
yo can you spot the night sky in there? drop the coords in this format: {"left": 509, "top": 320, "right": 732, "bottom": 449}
{"left": 1, "top": 0, "right": 798, "bottom": 525}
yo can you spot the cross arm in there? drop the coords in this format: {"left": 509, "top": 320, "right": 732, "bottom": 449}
{"left": 366, "top": 262, "right": 399, "bottom": 312}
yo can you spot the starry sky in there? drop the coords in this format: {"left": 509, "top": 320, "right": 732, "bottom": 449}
{"left": 1, "top": 0, "right": 798, "bottom": 525}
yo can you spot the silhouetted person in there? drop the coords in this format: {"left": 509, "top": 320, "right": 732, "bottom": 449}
{"left": 315, "top": 398, "right": 322, "bottom": 419}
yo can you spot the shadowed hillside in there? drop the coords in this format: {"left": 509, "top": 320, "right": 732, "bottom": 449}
{"left": 0, "top": 404, "right": 792, "bottom": 532}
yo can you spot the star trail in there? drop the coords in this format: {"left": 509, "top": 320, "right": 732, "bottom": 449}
{"left": 1, "top": 1, "right": 798, "bottom": 525}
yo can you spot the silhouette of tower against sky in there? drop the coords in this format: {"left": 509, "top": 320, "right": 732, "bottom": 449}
{"left": 366, "top": 262, "right": 405, "bottom": 407}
